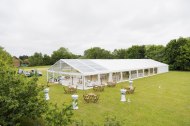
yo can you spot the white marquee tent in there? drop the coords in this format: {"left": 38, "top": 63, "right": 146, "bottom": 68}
{"left": 47, "top": 59, "right": 168, "bottom": 90}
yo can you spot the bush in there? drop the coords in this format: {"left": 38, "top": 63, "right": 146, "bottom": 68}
{"left": 44, "top": 103, "right": 73, "bottom": 126}
{"left": 0, "top": 61, "right": 48, "bottom": 125}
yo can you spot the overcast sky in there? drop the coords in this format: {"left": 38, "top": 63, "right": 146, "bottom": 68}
{"left": 0, "top": 0, "right": 190, "bottom": 57}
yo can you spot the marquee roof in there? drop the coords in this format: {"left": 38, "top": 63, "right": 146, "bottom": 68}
{"left": 48, "top": 59, "right": 168, "bottom": 75}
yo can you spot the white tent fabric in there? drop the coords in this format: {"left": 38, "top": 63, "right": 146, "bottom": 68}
{"left": 48, "top": 59, "right": 168, "bottom": 75}
{"left": 92, "top": 59, "right": 167, "bottom": 72}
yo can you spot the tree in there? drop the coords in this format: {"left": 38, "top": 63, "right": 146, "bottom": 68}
{"left": 0, "top": 51, "right": 48, "bottom": 125}
{"left": 71, "top": 54, "right": 82, "bottom": 59}
{"left": 28, "top": 52, "right": 44, "bottom": 66}
{"left": 43, "top": 54, "right": 52, "bottom": 65}
{"left": 19, "top": 55, "right": 29, "bottom": 66}
{"left": 0, "top": 46, "right": 13, "bottom": 66}
{"left": 19, "top": 55, "right": 29, "bottom": 61}
{"left": 51, "top": 47, "right": 74, "bottom": 63}
{"left": 23, "top": 59, "right": 30, "bottom": 66}
{"left": 112, "top": 49, "right": 128, "bottom": 59}
{"left": 165, "top": 37, "right": 190, "bottom": 70}
{"left": 145, "top": 45, "right": 165, "bottom": 62}
{"left": 126, "top": 45, "right": 145, "bottom": 59}
{"left": 84, "top": 47, "right": 113, "bottom": 59}
{"left": 175, "top": 41, "right": 190, "bottom": 70}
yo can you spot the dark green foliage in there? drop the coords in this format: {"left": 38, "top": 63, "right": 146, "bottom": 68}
{"left": 145, "top": 45, "right": 165, "bottom": 62}
{"left": 22, "top": 59, "right": 30, "bottom": 66}
{"left": 43, "top": 54, "right": 52, "bottom": 65}
{"left": 112, "top": 49, "right": 128, "bottom": 59}
{"left": 19, "top": 55, "right": 29, "bottom": 66}
{"left": 0, "top": 56, "right": 48, "bottom": 125}
{"left": 19, "top": 55, "right": 29, "bottom": 61}
{"left": 51, "top": 47, "right": 76, "bottom": 63}
{"left": 126, "top": 45, "right": 145, "bottom": 59}
{"left": 175, "top": 41, "right": 190, "bottom": 70}
{"left": 84, "top": 47, "right": 113, "bottom": 59}
{"left": 45, "top": 103, "right": 73, "bottom": 126}
{"left": 165, "top": 37, "right": 190, "bottom": 70}
{"left": 27, "top": 48, "right": 79, "bottom": 66}
{"left": 28, "top": 52, "right": 44, "bottom": 66}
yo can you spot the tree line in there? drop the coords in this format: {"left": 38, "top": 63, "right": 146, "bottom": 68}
{"left": 17, "top": 37, "right": 190, "bottom": 71}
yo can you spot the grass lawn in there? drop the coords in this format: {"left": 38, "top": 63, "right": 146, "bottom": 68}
{"left": 24, "top": 66, "right": 190, "bottom": 126}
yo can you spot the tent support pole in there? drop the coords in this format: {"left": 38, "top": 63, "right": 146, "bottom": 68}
{"left": 82, "top": 76, "right": 85, "bottom": 90}
{"left": 98, "top": 74, "right": 101, "bottom": 85}
{"left": 53, "top": 72, "right": 55, "bottom": 82}
{"left": 47, "top": 71, "right": 49, "bottom": 82}
{"left": 108, "top": 72, "right": 113, "bottom": 82}
{"left": 129, "top": 71, "right": 131, "bottom": 80}
{"left": 148, "top": 68, "right": 150, "bottom": 76}
{"left": 120, "top": 72, "right": 123, "bottom": 81}
{"left": 137, "top": 70, "right": 138, "bottom": 78}
{"left": 143, "top": 69, "right": 144, "bottom": 77}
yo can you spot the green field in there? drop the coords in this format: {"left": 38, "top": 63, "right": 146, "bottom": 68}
{"left": 24, "top": 66, "right": 190, "bottom": 125}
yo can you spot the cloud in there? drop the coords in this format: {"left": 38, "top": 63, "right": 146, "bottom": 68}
{"left": 0, "top": 0, "right": 190, "bottom": 56}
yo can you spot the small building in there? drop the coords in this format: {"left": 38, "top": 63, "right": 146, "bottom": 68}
{"left": 13, "top": 56, "right": 20, "bottom": 67}
{"left": 47, "top": 59, "right": 168, "bottom": 90}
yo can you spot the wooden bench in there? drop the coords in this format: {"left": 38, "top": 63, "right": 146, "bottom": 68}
{"left": 83, "top": 93, "right": 99, "bottom": 103}
{"left": 124, "top": 87, "right": 136, "bottom": 94}
{"left": 63, "top": 86, "right": 77, "bottom": 94}
{"left": 107, "top": 82, "right": 116, "bottom": 87}
{"left": 93, "top": 85, "right": 105, "bottom": 92}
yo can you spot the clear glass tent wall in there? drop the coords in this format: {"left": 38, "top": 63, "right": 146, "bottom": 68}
{"left": 47, "top": 60, "right": 84, "bottom": 88}
{"left": 48, "top": 60, "right": 80, "bottom": 73}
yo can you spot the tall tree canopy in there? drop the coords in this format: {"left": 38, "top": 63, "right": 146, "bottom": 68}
{"left": 28, "top": 52, "right": 44, "bottom": 66}
{"left": 51, "top": 47, "right": 74, "bottom": 63}
{"left": 165, "top": 37, "right": 190, "bottom": 70}
{"left": 84, "top": 47, "right": 113, "bottom": 59}
{"left": 126, "top": 45, "right": 145, "bottom": 59}
{"left": 43, "top": 54, "right": 52, "bottom": 65}
{"left": 112, "top": 49, "right": 128, "bottom": 59}
{"left": 19, "top": 55, "right": 29, "bottom": 66}
{"left": 145, "top": 45, "right": 165, "bottom": 62}
{"left": 19, "top": 55, "right": 28, "bottom": 61}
